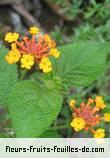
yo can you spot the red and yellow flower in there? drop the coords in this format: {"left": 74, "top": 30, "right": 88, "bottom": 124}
{"left": 70, "top": 96, "right": 109, "bottom": 138}
{"left": 4, "top": 26, "right": 60, "bottom": 73}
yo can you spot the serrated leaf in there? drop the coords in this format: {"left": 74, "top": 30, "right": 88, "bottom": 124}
{"left": 52, "top": 42, "right": 110, "bottom": 88}
{"left": 0, "top": 46, "right": 18, "bottom": 106}
{"left": 7, "top": 80, "right": 62, "bottom": 137}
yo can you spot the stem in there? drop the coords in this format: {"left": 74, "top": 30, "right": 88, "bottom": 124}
{"left": 19, "top": 69, "right": 27, "bottom": 81}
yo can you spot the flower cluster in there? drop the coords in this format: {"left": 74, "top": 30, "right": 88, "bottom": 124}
{"left": 69, "top": 96, "right": 110, "bottom": 138}
{"left": 4, "top": 26, "right": 60, "bottom": 73}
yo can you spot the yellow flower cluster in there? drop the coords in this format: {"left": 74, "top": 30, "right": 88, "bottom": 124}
{"left": 103, "top": 113, "right": 110, "bottom": 122}
{"left": 49, "top": 48, "right": 60, "bottom": 58}
{"left": 39, "top": 57, "right": 52, "bottom": 73}
{"left": 95, "top": 96, "right": 106, "bottom": 110}
{"left": 94, "top": 128, "right": 105, "bottom": 138}
{"left": 29, "top": 26, "right": 40, "bottom": 35}
{"left": 5, "top": 32, "right": 19, "bottom": 43}
{"left": 4, "top": 26, "right": 60, "bottom": 72}
{"left": 5, "top": 43, "right": 21, "bottom": 64}
{"left": 70, "top": 96, "right": 109, "bottom": 138}
{"left": 21, "top": 54, "right": 34, "bottom": 69}
{"left": 70, "top": 117, "right": 86, "bottom": 132}
{"left": 44, "top": 34, "right": 56, "bottom": 48}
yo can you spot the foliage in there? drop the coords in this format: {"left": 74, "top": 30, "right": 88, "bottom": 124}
{"left": 0, "top": 46, "right": 18, "bottom": 106}
{"left": 45, "top": 0, "right": 82, "bottom": 20}
{"left": 53, "top": 42, "right": 109, "bottom": 89}
{"left": 73, "top": 21, "right": 110, "bottom": 42}
{"left": 7, "top": 80, "right": 62, "bottom": 137}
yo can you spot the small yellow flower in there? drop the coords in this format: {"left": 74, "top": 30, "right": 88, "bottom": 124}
{"left": 4, "top": 32, "right": 19, "bottom": 43}
{"left": 44, "top": 34, "right": 51, "bottom": 43}
{"left": 103, "top": 113, "right": 110, "bottom": 122}
{"left": 5, "top": 43, "right": 21, "bottom": 64}
{"left": 94, "top": 128, "right": 105, "bottom": 138}
{"left": 95, "top": 96, "right": 106, "bottom": 110}
{"left": 44, "top": 34, "right": 56, "bottom": 48}
{"left": 21, "top": 54, "right": 34, "bottom": 69}
{"left": 29, "top": 26, "right": 40, "bottom": 35}
{"left": 49, "top": 48, "right": 60, "bottom": 58}
{"left": 39, "top": 57, "right": 52, "bottom": 73}
{"left": 70, "top": 117, "right": 86, "bottom": 132}
{"left": 69, "top": 99, "right": 76, "bottom": 109}
{"left": 5, "top": 51, "right": 21, "bottom": 64}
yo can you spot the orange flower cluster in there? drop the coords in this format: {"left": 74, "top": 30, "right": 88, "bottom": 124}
{"left": 69, "top": 96, "right": 110, "bottom": 138}
{"left": 4, "top": 26, "right": 60, "bottom": 73}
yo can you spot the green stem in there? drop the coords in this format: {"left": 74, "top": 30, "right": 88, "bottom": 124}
{"left": 19, "top": 69, "right": 27, "bottom": 81}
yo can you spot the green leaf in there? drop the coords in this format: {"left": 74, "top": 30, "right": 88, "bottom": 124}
{"left": 0, "top": 46, "right": 18, "bottom": 106}
{"left": 40, "top": 129, "right": 61, "bottom": 138}
{"left": 7, "top": 80, "right": 62, "bottom": 137}
{"left": 103, "top": 106, "right": 110, "bottom": 113}
{"left": 52, "top": 42, "right": 110, "bottom": 88}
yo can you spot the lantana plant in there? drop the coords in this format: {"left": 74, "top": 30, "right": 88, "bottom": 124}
{"left": 0, "top": 26, "right": 110, "bottom": 137}
{"left": 69, "top": 96, "right": 110, "bottom": 138}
